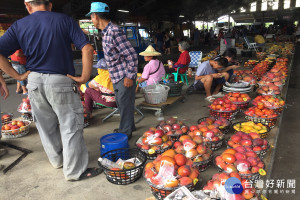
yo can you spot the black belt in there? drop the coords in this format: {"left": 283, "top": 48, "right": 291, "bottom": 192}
{"left": 102, "top": 92, "right": 115, "bottom": 97}
{"left": 11, "top": 61, "right": 20, "bottom": 65}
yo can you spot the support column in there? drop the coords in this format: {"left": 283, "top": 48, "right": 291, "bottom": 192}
{"left": 279, "top": 0, "right": 284, "bottom": 10}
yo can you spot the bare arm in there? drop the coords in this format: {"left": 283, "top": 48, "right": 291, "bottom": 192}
{"left": 67, "top": 44, "right": 93, "bottom": 84}
{"left": 220, "top": 64, "right": 240, "bottom": 73}
{"left": 0, "top": 54, "right": 30, "bottom": 81}
{"left": 0, "top": 72, "right": 9, "bottom": 99}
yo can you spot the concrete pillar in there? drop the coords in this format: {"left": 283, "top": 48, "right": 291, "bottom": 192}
{"left": 279, "top": 0, "right": 284, "bottom": 10}
{"left": 257, "top": 0, "right": 262, "bottom": 12}
{"left": 291, "top": 0, "right": 296, "bottom": 8}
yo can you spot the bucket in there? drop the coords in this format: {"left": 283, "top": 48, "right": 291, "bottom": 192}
{"left": 100, "top": 133, "right": 129, "bottom": 160}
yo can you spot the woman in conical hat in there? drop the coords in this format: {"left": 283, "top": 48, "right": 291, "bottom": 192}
{"left": 137, "top": 45, "right": 165, "bottom": 89}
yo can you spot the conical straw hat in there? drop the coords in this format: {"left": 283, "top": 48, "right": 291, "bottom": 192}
{"left": 139, "top": 45, "right": 161, "bottom": 56}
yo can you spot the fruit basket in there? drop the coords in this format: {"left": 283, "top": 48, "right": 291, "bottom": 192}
{"left": 147, "top": 179, "right": 195, "bottom": 200}
{"left": 213, "top": 154, "right": 264, "bottom": 182}
{"left": 209, "top": 109, "right": 238, "bottom": 121}
{"left": 205, "top": 136, "right": 225, "bottom": 151}
{"left": 1, "top": 120, "right": 31, "bottom": 139}
{"left": 1, "top": 113, "right": 13, "bottom": 125}
{"left": 98, "top": 148, "right": 147, "bottom": 185}
{"left": 224, "top": 92, "right": 251, "bottom": 113}
{"left": 232, "top": 121, "right": 270, "bottom": 138}
{"left": 252, "top": 95, "right": 285, "bottom": 114}
{"left": 226, "top": 132, "right": 270, "bottom": 159}
{"left": 193, "top": 154, "right": 213, "bottom": 172}
{"left": 172, "top": 137, "right": 214, "bottom": 172}
{"left": 197, "top": 117, "right": 232, "bottom": 135}
{"left": 245, "top": 115, "right": 278, "bottom": 129}
{"left": 144, "top": 149, "right": 200, "bottom": 199}
{"left": 21, "top": 112, "right": 33, "bottom": 121}
{"left": 136, "top": 136, "right": 173, "bottom": 160}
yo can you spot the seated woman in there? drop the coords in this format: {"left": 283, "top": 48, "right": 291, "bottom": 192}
{"left": 165, "top": 41, "right": 191, "bottom": 74}
{"left": 137, "top": 45, "right": 165, "bottom": 89}
{"left": 84, "top": 59, "right": 116, "bottom": 118}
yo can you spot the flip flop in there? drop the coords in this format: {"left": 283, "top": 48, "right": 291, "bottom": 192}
{"left": 212, "top": 92, "right": 224, "bottom": 97}
{"left": 78, "top": 168, "right": 103, "bottom": 180}
{"left": 205, "top": 96, "right": 215, "bottom": 103}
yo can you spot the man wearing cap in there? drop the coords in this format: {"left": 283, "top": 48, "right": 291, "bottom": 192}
{"left": 87, "top": 2, "right": 138, "bottom": 139}
{"left": 0, "top": 0, "right": 101, "bottom": 181}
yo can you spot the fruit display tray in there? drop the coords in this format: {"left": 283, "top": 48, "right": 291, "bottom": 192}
{"left": 1, "top": 120, "right": 31, "bottom": 139}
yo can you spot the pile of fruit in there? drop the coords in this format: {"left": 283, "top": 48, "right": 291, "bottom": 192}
{"left": 256, "top": 83, "right": 281, "bottom": 95}
{"left": 256, "top": 52, "right": 267, "bottom": 60}
{"left": 245, "top": 106, "right": 278, "bottom": 119}
{"left": 136, "top": 128, "right": 173, "bottom": 156}
{"left": 252, "top": 95, "right": 285, "bottom": 110}
{"left": 251, "top": 61, "right": 269, "bottom": 79}
{"left": 227, "top": 131, "right": 269, "bottom": 157}
{"left": 1, "top": 113, "right": 13, "bottom": 125}
{"left": 17, "top": 97, "right": 31, "bottom": 113}
{"left": 144, "top": 149, "right": 199, "bottom": 189}
{"left": 203, "top": 172, "right": 258, "bottom": 200}
{"left": 259, "top": 72, "right": 285, "bottom": 85}
{"left": 225, "top": 92, "right": 251, "bottom": 103}
{"left": 197, "top": 117, "right": 231, "bottom": 133}
{"left": 209, "top": 98, "right": 238, "bottom": 112}
{"left": 232, "top": 121, "right": 268, "bottom": 134}
{"left": 224, "top": 92, "right": 251, "bottom": 111}
{"left": 1, "top": 120, "right": 29, "bottom": 137}
{"left": 215, "top": 147, "right": 265, "bottom": 179}
{"left": 172, "top": 135, "right": 213, "bottom": 164}
{"left": 233, "top": 70, "right": 257, "bottom": 85}
{"left": 243, "top": 60, "right": 258, "bottom": 68}
{"left": 188, "top": 123, "right": 224, "bottom": 151}
{"left": 201, "top": 50, "right": 218, "bottom": 62}
{"left": 156, "top": 117, "right": 189, "bottom": 138}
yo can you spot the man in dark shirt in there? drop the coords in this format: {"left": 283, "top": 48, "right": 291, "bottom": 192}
{"left": 0, "top": 0, "right": 101, "bottom": 181}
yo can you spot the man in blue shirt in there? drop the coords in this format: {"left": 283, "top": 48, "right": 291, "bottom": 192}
{"left": 188, "top": 57, "right": 228, "bottom": 102}
{"left": 0, "top": 0, "right": 101, "bottom": 181}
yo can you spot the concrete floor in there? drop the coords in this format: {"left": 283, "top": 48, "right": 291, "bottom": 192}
{"left": 0, "top": 43, "right": 298, "bottom": 200}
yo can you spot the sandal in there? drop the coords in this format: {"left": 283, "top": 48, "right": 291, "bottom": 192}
{"left": 205, "top": 96, "right": 215, "bottom": 103}
{"left": 71, "top": 168, "right": 103, "bottom": 181}
{"left": 212, "top": 92, "right": 224, "bottom": 98}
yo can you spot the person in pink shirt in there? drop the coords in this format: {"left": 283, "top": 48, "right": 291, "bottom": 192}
{"left": 137, "top": 45, "right": 165, "bottom": 89}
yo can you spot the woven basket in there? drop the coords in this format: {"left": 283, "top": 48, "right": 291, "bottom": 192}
{"left": 1, "top": 120, "right": 31, "bottom": 139}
